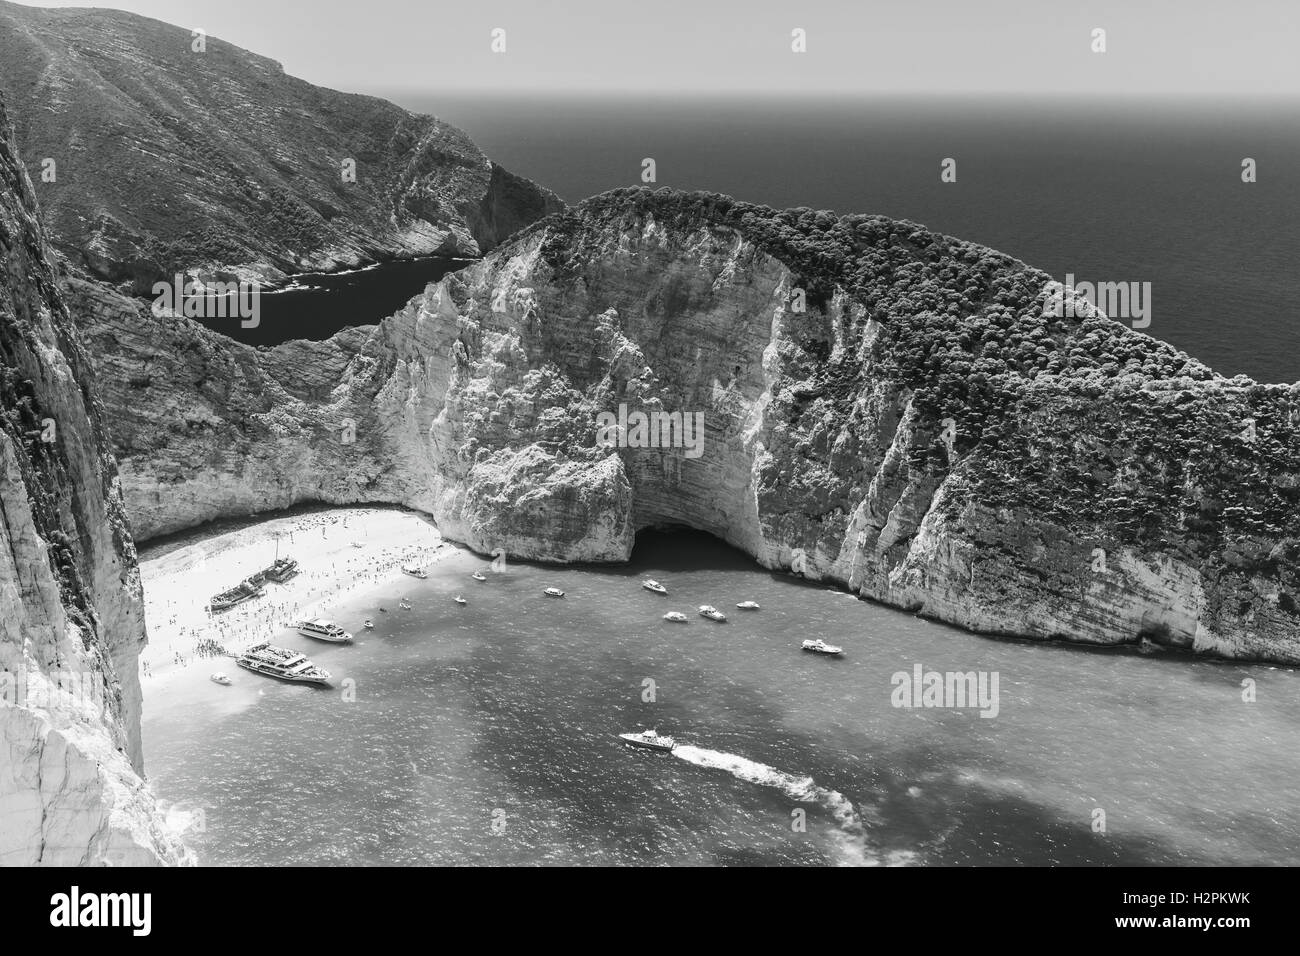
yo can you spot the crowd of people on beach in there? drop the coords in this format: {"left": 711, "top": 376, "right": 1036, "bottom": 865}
{"left": 140, "top": 511, "right": 453, "bottom": 679}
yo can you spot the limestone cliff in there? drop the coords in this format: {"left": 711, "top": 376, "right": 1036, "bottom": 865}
{"left": 0, "top": 0, "right": 563, "bottom": 291}
{"left": 71, "top": 189, "right": 1300, "bottom": 664}
{"left": 0, "top": 97, "right": 185, "bottom": 866}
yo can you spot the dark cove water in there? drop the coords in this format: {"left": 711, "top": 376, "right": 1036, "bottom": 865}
{"left": 184, "top": 255, "right": 471, "bottom": 347}
{"left": 379, "top": 92, "right": 1300, "bottom": 384}
{"left": 143, "top": 529, "right": 1300, "bottom": 866}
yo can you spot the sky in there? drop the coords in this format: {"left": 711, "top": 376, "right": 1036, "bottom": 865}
{"left": 10, "top": 0, "right": 1300, "bottom": 98}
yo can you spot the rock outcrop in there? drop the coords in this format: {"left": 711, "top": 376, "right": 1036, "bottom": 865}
{"left": 0, "top": 96, "right": 185, "bottom": 866}
{"left": 70, "top": 188, "right": 1300, "bottom": 664}
{"left": 0, "top": 0, "right": 563, "bottom": 291}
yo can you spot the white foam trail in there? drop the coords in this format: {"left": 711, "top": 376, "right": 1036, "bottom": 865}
{"left": 672, "top": 745, "right": 883, "bottom": 866}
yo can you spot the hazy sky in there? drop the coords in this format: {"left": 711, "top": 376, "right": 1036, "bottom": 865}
{"left": 13, "top": 0, "right": 1300, "bottom": 97}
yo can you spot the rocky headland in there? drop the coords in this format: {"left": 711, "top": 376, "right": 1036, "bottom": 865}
{"left": 0, "top": 0, "right": 563, "bottom": 291}
{"left": 69, "top": 188, "right": 1300, "bottom": 664}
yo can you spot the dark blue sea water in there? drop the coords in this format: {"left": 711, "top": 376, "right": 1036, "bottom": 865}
{"left": 143, "top": 529, "right": 1300, "bottom": 866}
{"left": 382, "top": 92, "right": 1300, "bottom": 384}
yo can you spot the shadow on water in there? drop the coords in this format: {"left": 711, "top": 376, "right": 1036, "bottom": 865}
{"left": 176, "top": 255, "right": 473, "bottom": 347}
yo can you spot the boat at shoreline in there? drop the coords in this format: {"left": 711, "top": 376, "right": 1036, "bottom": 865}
{"left": 234, "top": 643, "right": 331, "bottom": 684}
{"left": 402, "top": 564, "right": 428, "bottom": 579}
{"left": 699, "top": 605, "right": 727, "bottom": 622}
{"left": 263, "top": 556, "right": 299, "bottom": 582}
{"left": 619, "top": 729, "right": 677, "bottom": 753}
{"left": 207, "top": 577, "right": 265, "bottom": 613}
{"left": 801, "top": 638, "right": 843, "bottom": 656}
{"left": 297, "top": 619, "right": 353, "bottom": 643}
{"left": 642, "top": 579, "right": 668, "bottom": 595}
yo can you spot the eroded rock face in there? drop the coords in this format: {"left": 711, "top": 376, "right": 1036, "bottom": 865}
{"left": 74, "top": 189, "right": 1300, "bottom": 663}
{"left": 0, "top": 0, "right": 563, "bottom": 290}
{"left": 0, "top": 96, "right": 185, "bottom": 866}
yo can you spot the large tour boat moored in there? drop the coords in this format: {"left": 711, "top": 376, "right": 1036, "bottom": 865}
{"left": 235, "top": 643, "right": 332, "bottom": 685}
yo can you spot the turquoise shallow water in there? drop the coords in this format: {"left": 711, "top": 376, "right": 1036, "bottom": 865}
{"left": 143, "top": 529, "right": 1300, "bottom": 866}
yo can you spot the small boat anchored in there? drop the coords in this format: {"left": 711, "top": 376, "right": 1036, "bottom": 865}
{"left": 363, "top": 619, "right": 374, "bottom": 629}
{"left": 454, "top": 595, "right": 467, "bottom": 605}
{"left": 210, "top": 672, "right": 232, "bottom": 686}
{"left": 619, "top": 729, "right": 677, "bottom": 753}
{"left": 698, "top": 605, "right": 727, "bottom": 622}
{"left": 471, "top": 570, "right": 487, "bottom": 582}
{"left": 297, "top": 619, "right": 353, "bottom": 643}
{"left": 642, "top": 579, "right": 668, "bottom": 595}
{"left": 543, "top": 587, "right": 565, "bottom": 598}
{"left": 736, "top": 601, "right": 761, "bottom": 610}
{"left": 401, "top": 564, "right": 428, "bottom": 580}
{"left": 662, "top": 611, "right": 688, "bottom": 623}
{"left": 399, "top": 599, "right": 412, "bottom": 610}
{"left": 801, "top": 638, "right": 844, "bottom": 656}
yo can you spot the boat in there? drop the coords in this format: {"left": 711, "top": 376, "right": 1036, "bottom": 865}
{"left": 399, "top": 599, "right": 412, "bottom": 610}
{"left": 210, "top": 672, "right": 232, "bottom": 686}
{"left": 363, "top": 619, "right": 374, "bottom": 629}
{"left": 263, "top": 556, "right": 299, "bottom": 583}
{"left": 618, "top": 729, "right": 677, "bottom": 753}
{"left": 207, "top": 577, "right": 265, "bottom": 613}
{"left": 736, "top": 601, "right": 761, "bottom": 610}
{"left": 297, "top": 619, "right": 353, "bottom": 643}
{"left": 662, "top": 611, "right": 688, "bottom": 623}
{"left": 642, "top": 579, "right": 668, "bottom": 595}
{"left": 801, "top": 638, "right": 844, "bottom": 656}
{"left": 401, "top": 564, "right": 428, "bottom": 579}
{"left": 379, "top": 606, "right": 388, "bottom": 613}
{"left": 544, "top": 587, "right": 565, "bottom": 598}
{"left": 454, "top": 595, "right": 467, "bottom": 605}
{"left": 234, "top": 643, "right": 331, "bottom": 685}
{"left": 471, "top": 571, "right": 486, "bottom": 581}
{"left": 698, "top": 605, "right": 727, "bottom": 622}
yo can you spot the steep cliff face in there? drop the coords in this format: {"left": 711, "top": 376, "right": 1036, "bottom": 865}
{"left": 72, "top": 188, "right": 1300, "bottom": 664}
{"left": 0, "top": 0, "right": 563, "bottom": 290}
{"left": 0, "top": 98, "right": 185, "bottom": 866}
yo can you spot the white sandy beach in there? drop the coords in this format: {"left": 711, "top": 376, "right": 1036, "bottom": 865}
{"left": 137, "top": 507, "right": 460, "bottom": 690}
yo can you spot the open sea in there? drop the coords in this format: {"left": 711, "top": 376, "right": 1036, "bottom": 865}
{"left": 143, "top": 529, "right": 1300, "bottom": 866}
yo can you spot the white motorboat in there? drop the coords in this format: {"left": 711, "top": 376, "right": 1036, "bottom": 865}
{"left": 662, "top": 611, "right": 688, "bottom": 623}
{"left": 642, "top": 579, "right": 668, "bottom": 595}
{"left": 698, "top": 605, "right": 727, "bottom": 622}
{"left": 363, "top": 619, "right": 374, "bottom": 629}
{"left": 736, "top": 601, "right": 761, "bottom": 610}
{"left": 801, "top": 638, "right": 844, "bottom": 656}
{"left": 544, "top": 587, "right": 565, "bottom": 598}
{"left": 235, "top": 643, "right": 331, "bottom": 685}
{"left": 454, "top": 595, "right": 467, "bottom": 605}
{"left": 297, "top": 619, "right": 353, "bottom": 643}
{"left": 401, "top": 564, "right": 428, "bottom": 579}
{"left": 619, "top": 729, "right": 677, "bottom": 753}
{"left": 399, "top": 599, "right": 412, "bottom": 610}
{"left": 471, "top": 571, "right": 487, "bottom": 581}
{"left": 210, "top": 672, "right": 232, "bottom": 686}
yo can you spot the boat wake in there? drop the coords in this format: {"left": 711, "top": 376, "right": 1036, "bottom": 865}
{"left": 671, "top": 745, "right": 890, "bottom": 866}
